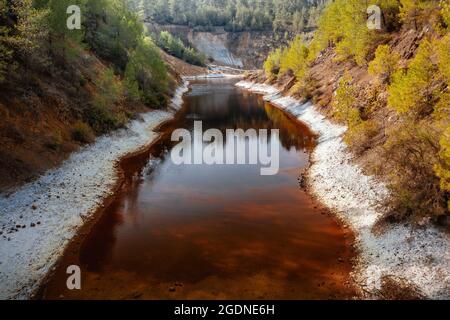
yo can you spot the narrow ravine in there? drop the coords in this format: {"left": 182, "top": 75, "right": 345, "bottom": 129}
{"left": 40, "top": 78, "right": 356, "bottom": 300}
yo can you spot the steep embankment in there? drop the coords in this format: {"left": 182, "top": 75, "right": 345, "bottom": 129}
{"left": 147, "top": 23, "right": 313, "bottom": 69}
{"left": 236, "top": 81, "right": 450, "bottom": 299}
{"left": 0, "top": 45, "right": 200, "bottom": 194}
{"left": 0, "top": 82, "right": 189, "bottom": 300}
{"left": 258, "top": 16, "right": 449, "bottom": 227}
{"left": 0, "top": 52, "right": 140, "bottom": 192}
{"left": 159, "top": 49, "right": 207, "bottom": 77}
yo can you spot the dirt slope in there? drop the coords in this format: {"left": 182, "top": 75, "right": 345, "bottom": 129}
{"left": 0, "top": 49, "right": 196, "bottom": 194}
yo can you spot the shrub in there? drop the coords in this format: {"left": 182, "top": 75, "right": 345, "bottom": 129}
{"left": 263, "top": 47, "right": 286, "bottom": 78}
{"left": 124, "top": 37, "right": 169, "bottom": 108}
{"left": 279, "top": 36, "right": 309, "bottom": 81}
{"left": 382, "top": 120, "right": 447, "bottom": 223}
{"left": 45, "top": 130, "right": 63, "bottom": 150}
{"left": 387, "top": 39, "right": 438, "bottom": 117}
{"left": 399, "top": 0, "right": 437, "bottom": 29}
{"left": 441, "top": 0, "right": 450, "bottom": 26}
{"left": 83, "top": 102, "right": 119, "bottom": 134}
{"left": 289, "top": 72, "right": 315, "bottom": 100}
{"left": 332, "top": 72, "right": 361, "bottom": 127}
{"left": 436, "top": 34, "right": 450, "bottom": 85}
{"left": 368, "top": 44, "right": 401, "bottom": 83}
{"left": 72, "top": 121, "right": 94, "bottom": 144}
{"left": 94, "top": 68, "right": 123, "bottom": 106}
{"left": 345, "top": 120, "right": 381, "bottom": 154}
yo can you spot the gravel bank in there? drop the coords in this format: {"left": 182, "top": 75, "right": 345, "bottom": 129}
{"left": 236, "top": 80, "right": 450, "bottom": 299}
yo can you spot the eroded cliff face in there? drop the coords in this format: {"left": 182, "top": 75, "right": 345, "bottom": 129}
{"left": 146, "top": 23, "right": 310, "bottom": 69}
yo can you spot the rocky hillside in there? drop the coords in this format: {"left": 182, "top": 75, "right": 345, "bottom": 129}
{"left": 133, "top": 0, "right": 327, "bottom": 69}
{"left": 146, "top": 23, "right": 314, "bottom": 69}
{"left": 254, "top": 0, "right": 450, "bottom": 226}
{"left": 0, "top": 0, "right": 185, "bottom": 193}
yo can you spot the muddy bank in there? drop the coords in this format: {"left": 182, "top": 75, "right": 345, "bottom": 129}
{"left": 236, "top": 81, "right": 450, "bottom": 299}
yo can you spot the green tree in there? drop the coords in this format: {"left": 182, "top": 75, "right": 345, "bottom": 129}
{"left": 388, "top": 39, "right": 438, "bottom": 116}
{"left": 155, "top": 31, "right": 205, "bottom": 66}
{"left": 368, "top": 44, "right": 401, "bottom": 83}
{"left": 308, "top": 0, "right": 402, "bottom": 65}
{"left": 332, "top": 72, "right": 361, "bottom": 127}
{"left": 399, "top": 0, "right": 434, "bottom": 29}
{"left": 280, "top": 35, "right": 309, "bottom": 80}
{"left": 45, "top": 0, "right": 87, "bottom": 56}
{"left": 125, "top": 37, "right": 169, "bottom": 107}
{"left": 263, "top": 47, "right": 286, "bottom": 77}
{"left": 84, "top": 0, "right": 143, "bottom": 69}
{"left": 441, "top": 0, "right": 450, "bottom": 26}
{"left": 8, "top": 0, "right": 49, "bottom": 66}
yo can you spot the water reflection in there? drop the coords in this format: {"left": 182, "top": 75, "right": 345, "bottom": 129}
{"left": 43, "top": 78, "right": 354, "bottom": 300}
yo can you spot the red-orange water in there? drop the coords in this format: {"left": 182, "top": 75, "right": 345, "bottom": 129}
{"left": 42, "top": 79, "right": 355, "bottom": 300}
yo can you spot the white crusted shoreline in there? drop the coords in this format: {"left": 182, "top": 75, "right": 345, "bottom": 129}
{"left": 236, "top": 80, "right": 450, "bottom": 299}
{"left": 0, "top": 82, "right": 189, "bottom": 300}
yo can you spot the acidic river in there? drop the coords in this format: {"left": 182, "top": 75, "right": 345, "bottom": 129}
{"left": 42, "top": 79, "right": 355, "bottom": 299}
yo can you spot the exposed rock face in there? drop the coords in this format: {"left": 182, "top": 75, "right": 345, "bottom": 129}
{"left": 188, "top": 30, "right": 244, "bottom": 68}
{"left": 146, "top": 23, "right": 311, "bottom": 69}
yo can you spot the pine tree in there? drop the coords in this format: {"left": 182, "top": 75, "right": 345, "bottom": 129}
{"left": 388, "top": 39, "right": 438, "bottom": 116}
{"left": 368, "top": 44, "right": 401, "bottom": 83}
{"left": 399, "top": 0, "right": 436, "bottom": 29}
{"left": 264, "top": 47, "right": 286, "bottom": 77}
{"left": 332, "top": 72, "right": 361, "bottom": 128}
{"left": 279, "top": 35, "right": 309, "bottom": 80}
{"left": 9, "top": 0, "right": 49, "bottom": 61}
{"left": 46, "top": 0, "right": 87, "bottom": 57}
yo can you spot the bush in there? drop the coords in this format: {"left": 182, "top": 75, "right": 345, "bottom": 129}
{"left": 124, "top": 37, "right": 169, "bottom": 108}
{"left": 345, "top": 120, "right": 381, "bottom": 154}
{"left": 72, "top": 121, "right": 94, "bottom": 143}
{"left": 332, "top": 72, "right": 361, "bottom": 127}
{"left": 279, "top": 36, "right": 309, "bottom": 81}
{"left": 441, "top": 0, "right": 450, "bottom": 26}
{"left": 381, "top": 120, "right": 447, "bottom": 223}
{"left": 263, "top": 47, "right": 286, "bottom": 78}
{"left": 94, "top": 68, "right": 123, "bottom": 106}
{"left": 368, "top": 44, "right": 401, "bottom": 83}
{"left": 399, "top": 0, "right": 437, "bottom": 29}
{"left": 388, "top": 39, "right": 438, "bottom": 117}
{"left": 436, "top": 34, "right": 450, "bottom": 85}
{"left": 45, "top": 130, "right": 63, "bottom": 150}
{"left": 83, "top": 102, "right": 119, "bottom": 134}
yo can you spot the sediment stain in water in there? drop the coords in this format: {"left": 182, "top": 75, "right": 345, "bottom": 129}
{"left": 42, "top": 79, "right": 356, "bottom": 300}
